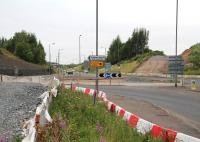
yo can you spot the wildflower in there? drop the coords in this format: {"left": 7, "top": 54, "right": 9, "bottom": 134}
{"left": 99, "top": 136, "right": 106, "bottom": 142}
{"left": 59, "top": 120, "right": 67, "bottom": 129}
{"left": 0, "top": 138, "right": 8, "bottom": 142}
{"left": 96, "top": 123, "right": 104, "bottom": 134}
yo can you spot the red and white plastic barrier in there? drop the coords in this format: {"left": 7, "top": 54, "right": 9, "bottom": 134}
{"left": 22, "top": 77, "right": 60, "bottom": 142}
{"left": 72, "top": 85, "right": 200, "bottom": 142}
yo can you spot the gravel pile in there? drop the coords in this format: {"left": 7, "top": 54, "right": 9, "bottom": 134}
{"left": 0, "top": 82, "right": 48, "bottom": 141}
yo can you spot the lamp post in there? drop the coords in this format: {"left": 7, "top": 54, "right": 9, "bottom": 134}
{"left": 58, "top": 48, "right": 63, "bottom": 74}
{"left": 100, "top": 47, "right": 107, "bottom": 56}
{"left": 175, "top": 0, "right": 178, "bottom": 87}
{"left": 94, "top": 0, "right": 99, "bottom": 105}
{"left": 79, "top": 35, "right": 82, "bottom": 64}
{"left": 49, "top": 43, "right": 55, "bottom": 75}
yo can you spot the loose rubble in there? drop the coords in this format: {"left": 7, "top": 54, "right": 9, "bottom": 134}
{"left": 0, "top": 82, "right": 47, "bottom": 141}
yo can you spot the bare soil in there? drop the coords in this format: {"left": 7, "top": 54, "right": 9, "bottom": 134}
{"left": 135, "top": 56, "right": 168, "bottom": 74}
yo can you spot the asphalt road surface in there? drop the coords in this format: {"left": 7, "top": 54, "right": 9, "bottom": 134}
{"left": 83, "top": 85, "right": 200, "bottom": 132}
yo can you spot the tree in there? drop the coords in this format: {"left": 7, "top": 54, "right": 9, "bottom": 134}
{"left": 33, "top": 41, "right": 46, "bottom": 64}
{"left": 107, "top": 36, "right": 122, "bottom": 64}
{"left": 120, "top": 38, "right": 132, "bottom": 60}
{"left": 0, "top": 37, "right": 7, "bottom": 48}
{"left": 130, "top": 28, "right": 149, "bottom": 56}
{"left": 16, "top": 42, "right": 34, "bottom": 62}
{"left": 3, "top": 30, "right": 46, "bottom": 64}
{"left": 107, "top": 28, "right": 149, "bottom": 64}
{"left": 189, "top": 43, "right": 200, "bottom": 69}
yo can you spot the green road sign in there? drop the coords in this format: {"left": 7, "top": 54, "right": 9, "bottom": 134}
{"left": 168, "top": 56, "right": 184, "bottom": 75}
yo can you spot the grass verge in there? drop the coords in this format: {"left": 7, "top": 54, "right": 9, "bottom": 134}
{"left": 184, "top": 69, "right": 200, "bottom": 75}
{"left": 40, "top": 88, "right": 162, "bottom": 142}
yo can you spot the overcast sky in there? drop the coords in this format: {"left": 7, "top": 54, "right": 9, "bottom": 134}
{"left": 0, "top": 0, "right": 200, "bottom": 64}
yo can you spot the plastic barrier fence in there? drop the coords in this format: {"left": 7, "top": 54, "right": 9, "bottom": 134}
{"left": 72, "top": 85, "right": 200, "bottom": 142}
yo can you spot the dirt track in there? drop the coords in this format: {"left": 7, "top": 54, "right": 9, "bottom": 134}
{"left": 135, "top": 55, "right": 168, "bottom": 74}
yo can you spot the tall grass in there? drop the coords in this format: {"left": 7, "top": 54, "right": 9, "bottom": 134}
{"left": 40, "top": 88, "right": 162, "bottom": 142}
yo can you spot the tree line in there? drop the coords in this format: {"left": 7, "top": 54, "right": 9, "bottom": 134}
{"left": 107, "top": 28, "right": 150, "bottom": 64}
{"left": 0, "top": 30, "right": 46, "bottom": 64}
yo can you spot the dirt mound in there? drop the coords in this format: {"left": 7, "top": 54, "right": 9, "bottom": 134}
{"left": 135, "top": 55, "right": 168, "bottom": 74}
{"left": 0, "top": 48, "right": 48, "bottom": 76}
{"left": 181, "top": 48, "right": 192, "bottom": 64}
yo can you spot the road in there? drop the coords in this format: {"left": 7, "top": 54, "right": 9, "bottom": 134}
{"left": 81, "top": 84, "right": 200, "bottom": 137}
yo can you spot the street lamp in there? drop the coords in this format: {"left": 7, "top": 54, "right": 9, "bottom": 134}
{"left": 79, "top": 35, "right": 82, "bottom": 64}
{"left": 175, "top": 0, "right": 178, "bottom": 87}
{"left": 94, "top": 0, "right": 99, "bottom": 105}
{"left": 58, "top": 48, "right": 63, "bottom": 66}
{"left": 100, "top": 47, "right": 107, "bottom": 56}
{"left": 58, "top": 48, "right": 63, "bottom": 74}
{"left": 49, "top": 42, "right": 55, "bottom": 75}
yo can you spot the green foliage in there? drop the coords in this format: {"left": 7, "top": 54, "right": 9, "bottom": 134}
{"left": 107, "top": 35, "right": 122, "bottom": 64}
{"left": 0, "top": 37, "right": 7, "bottom": 49}
{"left": 45, "top": 89, "right": 162, "bottom": 142}
{"left": 189, "top": 43, "right": 200, "bottom": 69}
{"left": 13, "top": 135, "right": 22, "bottom": 142}
{"left": 16, "top": 42, "right": 33, "bottom": 62}
{"left": 107, "top": 28, "right": 150, "bottom": 64}
{"left": 64, "top": 64, "right": 78, "bottom": 69}
{"left": 184, "top": 69, "right": 200, "bottom": 75}
{"left": 0, "top": 30, "right": 46, "bottom": 64}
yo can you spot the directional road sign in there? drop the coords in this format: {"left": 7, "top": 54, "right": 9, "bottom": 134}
{"left": 105, "top": 62, "right": 111, "bottom": 72}
{"left": 89, "top": 60, "right": 104, "bottom": 68}
{"left": 105, "top": 73, "right": 112, "bottom": 79}
{"left": 89, "top": 55, "right": 106, "bottom": 61}
{"left": 89, "top": 55, "right": 106, "bottom": 68}
{"left": 168, "top": 56, "right": 184, "bottom": 75}
{"left": 99, "top": 73, "right": 122, "bottom": 78}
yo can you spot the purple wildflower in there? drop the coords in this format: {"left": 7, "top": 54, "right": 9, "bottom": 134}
{"left": 0, "top": 138, "right": 8, "bottom": 142}
{"left": 59, "top": 120, "right": 67, "bottom": 129}
{"left": 99, "top": 137, "right": 106, "bottom": 142}
{"left": 96, "top": 123, "right": 104, "bottom": 134}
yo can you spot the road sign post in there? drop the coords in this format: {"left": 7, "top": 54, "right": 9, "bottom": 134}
{"left": 168, "top": 56, "right": 184, "bottom": 86}
{"left": 89, "top": 55, "right": 106, "bottom": 105}
{"left": 89, "top": 60, "right": 104, "bottom": 68}
{"left": 105, "top": 63, "right": 111, "bottom": 72}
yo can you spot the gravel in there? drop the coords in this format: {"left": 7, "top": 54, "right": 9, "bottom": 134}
{"left": 0, "top": 82, "right": 48, "bottom": 141}
{"left": 126, "top": 76, "right": 171, "bottom": 83}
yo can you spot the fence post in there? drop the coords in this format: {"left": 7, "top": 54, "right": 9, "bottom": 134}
{"left": 71, "top": 82, "right": 73, "bottom": 90}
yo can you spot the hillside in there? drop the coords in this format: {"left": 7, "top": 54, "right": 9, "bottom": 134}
{"left": 0, "top": 48, "right": 48, "bottom": 76}
{"left": 135, "top": 56, "right": 168, "bottom": 74}
{"left": 181, "top": 45, "right": 200, "bottom": 75}
{"left": 97, "top": 52, "right": 166, "bottom": 74}
{"left": 181, "top": 48, "right": 192, "bottom": 64}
